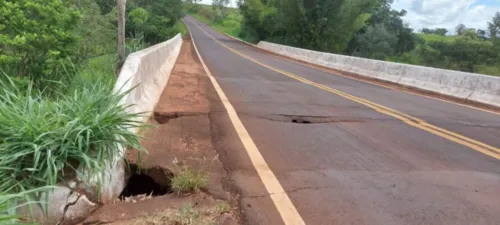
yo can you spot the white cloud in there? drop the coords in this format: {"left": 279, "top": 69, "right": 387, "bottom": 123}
{"left": 197, "top": 0, "right": 499, "bottom": 33}
{"left": 392, "top": 0, "right": 500, "bottom": 32}
{"left": 199, "top": 0, "right": 237, "bottom": 8}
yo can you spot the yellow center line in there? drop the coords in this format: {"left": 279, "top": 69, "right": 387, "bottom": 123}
{"left": 189, "top": 18, "right": 500, "bottom": 160}
{"left": 223, "top": 31, "right": 500, "bottom": 117}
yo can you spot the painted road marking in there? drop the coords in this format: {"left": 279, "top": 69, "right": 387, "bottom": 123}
{"left": 189, "top": 18, "right": 500, "bottom": 160}
{"left": 184, "top": 19, "right": 307, "bottom": 225}
{"left": 221, "top": 29, "right": 500, "bottom": 117}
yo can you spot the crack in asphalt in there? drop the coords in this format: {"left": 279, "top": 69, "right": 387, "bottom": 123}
{"left": 242, "top": 180, "right": 497, "bottom": 200}
{"left": 239, "top": 113, "right": 396, "bottom": 124}
{"left": 155, "top": 110, "right": 500, "bottom": 130}
{"left": 155, "top": 110, "right": 398, "bottom": 125}
{"left": 242, "top": 185, "right": 341, "bottom": 199}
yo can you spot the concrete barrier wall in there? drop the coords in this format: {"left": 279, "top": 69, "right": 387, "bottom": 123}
{"left": 27, "top": 34, "right": 183, "bottom": 225}
{"left": 258, "top": 41, "right": 500, "bottom": 108}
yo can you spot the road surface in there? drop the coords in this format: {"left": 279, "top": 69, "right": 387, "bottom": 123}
{"left": 183, "top": 16, "right": 500, "bottom": 225}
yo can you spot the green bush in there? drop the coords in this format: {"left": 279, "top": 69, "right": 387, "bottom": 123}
{"left": 0, "top": 75, "right": 143, "bottom": 195}
{"left": 129, "top": 7, "right": 149, "bottom": 36}
{"left": 67, "top": 0, "right": 117, "bottom": 60}
{"left": 0, "top": 0, "right": 80, "bottom": 84}
{"left": 126, "top": 0, "right": 183, "bottom": 45}
{"left": 72, "top": 54, "right": 117, "bottom": 92}
{"left": 190, "top": 5, "right": 244, "bottom": 40}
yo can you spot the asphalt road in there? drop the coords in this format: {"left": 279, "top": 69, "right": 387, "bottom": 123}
{"left": 183, "top": 16, "right": 500, "bottom": 225}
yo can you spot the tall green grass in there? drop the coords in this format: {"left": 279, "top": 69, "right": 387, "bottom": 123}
{"left": 0, "top": 74, "right": 144, "bottom": 197}
{"left": 0, "top": 185, "right": 53, "bottom": 224}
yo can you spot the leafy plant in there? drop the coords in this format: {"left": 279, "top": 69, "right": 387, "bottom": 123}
{"left": 0, "top": 0, "right": 80, "bottom": 84}
{"left": 170, "top": 168, "right": 208, "bottom": 195}
{"left": 126, "top": 0, "right": 183, "bottom": 45}
{"left": 0, "top": 74, "right": 144, "bottom": 196}
{"left": 0, "top": 184, "right": 53, "bottom": 225}
{"left": 129, "top": 7, "right": 149, "bottom": 35}
{"left": 67, "top": 0, "right": 117, "bottom": 60}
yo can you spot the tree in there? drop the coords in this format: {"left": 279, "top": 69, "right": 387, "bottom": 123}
{"left": 353, "top": 24, "right": 398, "bottom": 60}
{"left": 95, "top": 0, "right": 116, "bottom": 14}
{"left": 129, "top": 7, "right": 149, "bottom": 35}
{"left": 212, "top": 0, "right": 230, "bottom": 22}
{"left": 476, "top": 29, "right": 487, "bottom": 40}
{"left": 347, "top": 0, "right": 417, "bottom": 55}
{"left": 66, "top": 0, "right": 116, "bottom": 59}
{"left": 239, "top": 0, "right": 378, "bottom": 52}
{"left": 455, "top": 24, "right": 466, "bottom": 35}
{"left": 117, "top": 0, "right": 127, "bottom": 74}
{"left": 185, "top": 0, "right": 201, "bottom": 12}
{"left": 126, "top": 0, "right": 183, "bottom": 45}
{"left": 421, "top": 28, "right": 447, "bottom": 35}
{"left": 462, "top": 28, "right": 478, "bottom": 40}
{"left": 0, "top": 0, "right": 80, "bottom": 82}
{"left": 488, "top": 12, "right": 500, "bottom": 44}
{"left": 421, "top": 28, "right": 433, "bottom": 34}
{"left": 434, "top": 28, "right": 448, "bottom": 36}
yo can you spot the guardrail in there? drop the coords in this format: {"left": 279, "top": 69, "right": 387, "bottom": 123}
{"left": 23, "top": 34, "right": 183, "bottom": 225}
{"left": 258, "top": 41, "right": 500, "bottom": 108}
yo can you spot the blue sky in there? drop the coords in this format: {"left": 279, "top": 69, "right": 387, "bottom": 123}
{"left": 200, "top": 0, "right": 500, "bottom": 32}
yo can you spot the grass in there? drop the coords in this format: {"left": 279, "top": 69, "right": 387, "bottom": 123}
{"left": 129, "top": 203, "right": 233, "bottom": 225}
{"left": 0, "top": 73, "right": 144, "bottom": 199}
{"left": 214, "top": 202, "right": 232, "bottom": 214}
{"left": 476, "top": 64, "right": 500, "bottom": 77}
{"left": 418, "top": 33, "right": 455, "bottom": 43}
{"left": 188, "top": 5, "right": 243, "bottom": 40}
{"left": 131, "top": 205, "right": 206, "bottom": 225}
{"left": 76, "top": 54, "right": 117, "bottom": 90}
{"left": 82, "top": 54, "right": 116, "bottom": 78}
{"left": 170, "top": 168, "right": 208, "bottom": 195}
{"left": 174, "top": 20, "right": 188, "bottom": 37}
{"left": 0, "top": 185, "right": 54, "bottom": 224}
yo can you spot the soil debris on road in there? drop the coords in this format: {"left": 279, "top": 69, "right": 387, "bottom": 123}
{"left": 83, "top": 32, "right": 239, "bottom": 225}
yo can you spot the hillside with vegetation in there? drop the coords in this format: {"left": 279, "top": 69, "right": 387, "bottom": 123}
{"left": 0, "top": 0, "right": 184, "bottom": 223}
{"left": 189, "top": 0, "right": 500, "bottom": 76}
{"left": 186, "top": 3, "right": 242, "bottom": 38}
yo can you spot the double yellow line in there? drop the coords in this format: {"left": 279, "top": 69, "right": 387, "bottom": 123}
{"left": 189, "top": 19, "right": 500, "bottom": 160}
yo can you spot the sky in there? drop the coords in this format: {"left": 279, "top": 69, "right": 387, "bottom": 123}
{"left": 392, "top": 0, "right": 500, "bottom": 32}
{"left": 200, "top": 0, "right": 237, "bottom": 7}
{"left": 200, "top": 0, "right": 500, "bottom": 32}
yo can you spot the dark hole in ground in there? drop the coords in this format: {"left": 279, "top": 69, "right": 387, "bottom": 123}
{"left": 154, "top": 112, "right": 179, "bottom": 124}
{"left": 119, "top": 164, "right": 173, "bottom": 199}
{"left": 154, "top": 112, "right": 207, "bottom": 124}
{"left": 292, "top": 119, "right": 312, "bottom": 124}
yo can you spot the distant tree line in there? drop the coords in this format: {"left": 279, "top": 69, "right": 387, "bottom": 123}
{"left": 238, "top": 0, "right": 500, "bottom": 76}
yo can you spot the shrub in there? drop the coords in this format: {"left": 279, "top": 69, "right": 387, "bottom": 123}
{"left": 0, "top": 75, "right": 144, "bottom": 195}
{"left": 0, "top": 0, "right": 80, "bottom": 84}
{"left": 171, "top": 168, "right": 208, "bottom": 194}
{"left": 67, "top": 0, "right": 117, "bottom": 60}
{"left": 129, "top": 7, "right": 149, "bottom": 36}
{"left": 126, "top": 0, "right": 183, "bottom": 45}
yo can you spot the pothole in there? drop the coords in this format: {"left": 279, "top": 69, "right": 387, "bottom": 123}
{"left": 291, "top": 118, "right": 312, "bottom": 124}
{"left": 119, "top": 164, "right": 174, "bottom": 199}
{"left": 154, "top": 112, "right": 179, "bottom": 124}
{"left": 154, "top": 112, "right": 207, "bottom": 124}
